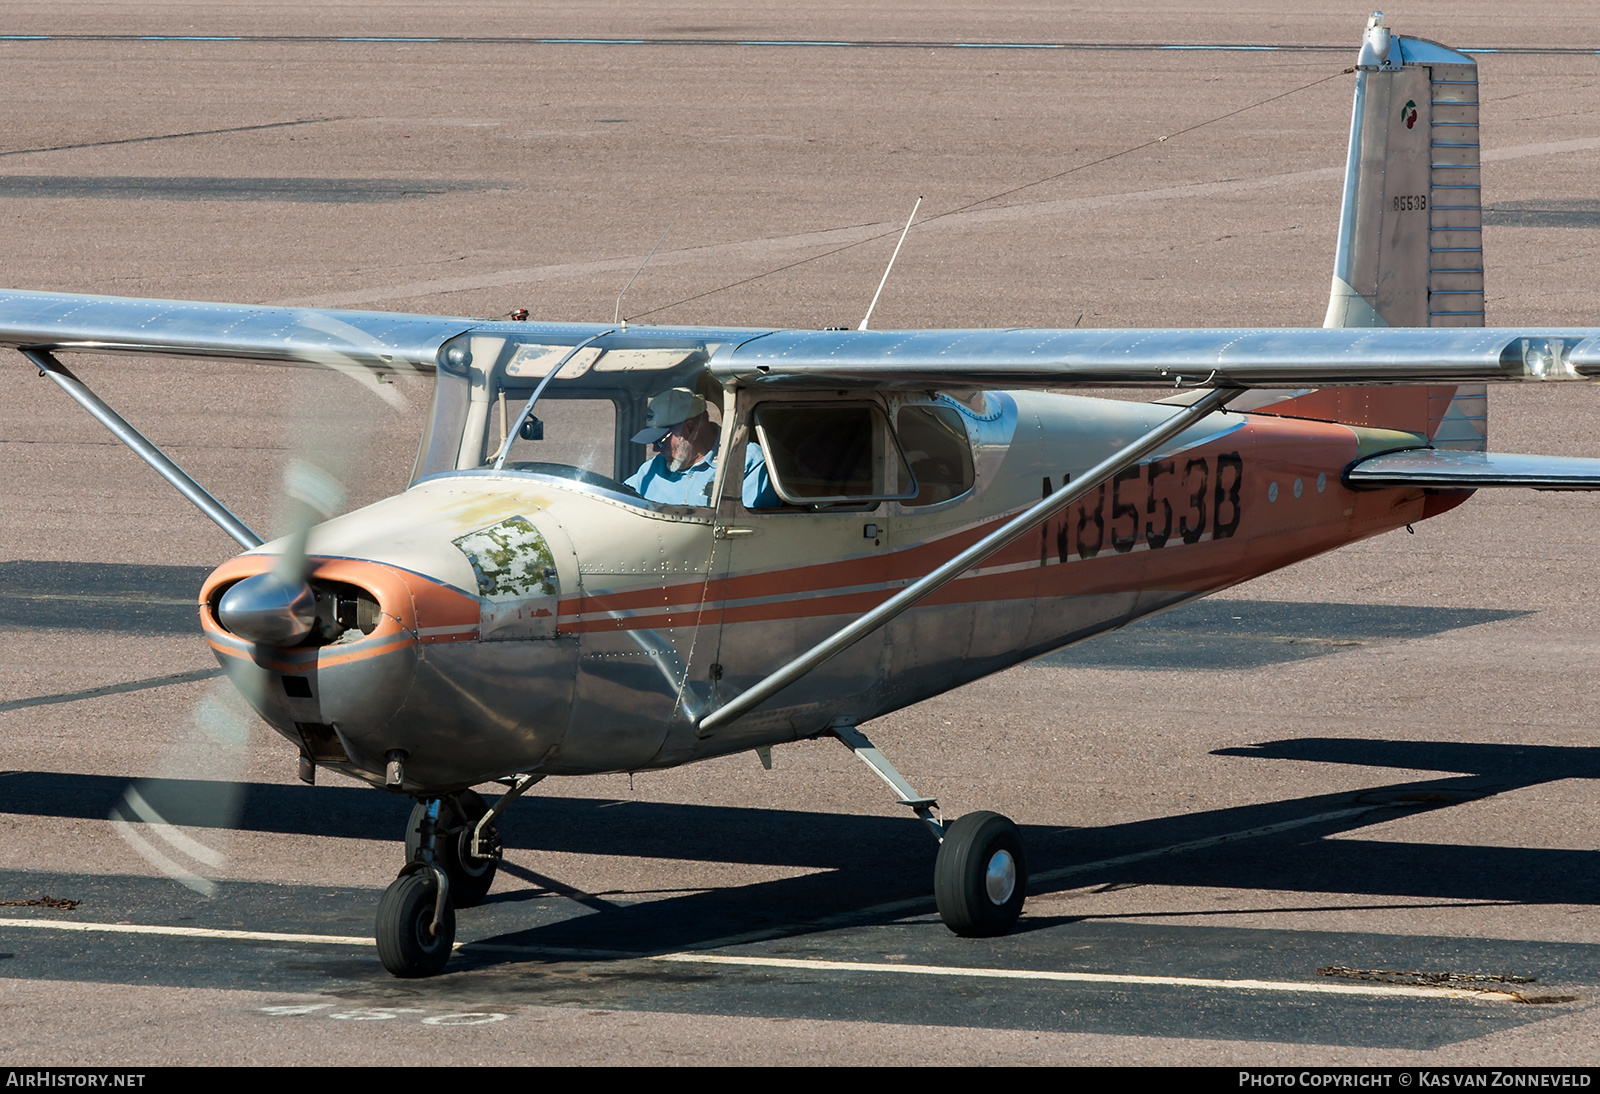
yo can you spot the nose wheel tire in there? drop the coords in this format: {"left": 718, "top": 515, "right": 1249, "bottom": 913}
{"left": 933, "top": 810, "right": 1028, "bottom": 937}
{"left": 405, "top": 789, "right": 499, "bottom": 908}
{"left": 376, "top": 870, "right": 456, "bottom": 978}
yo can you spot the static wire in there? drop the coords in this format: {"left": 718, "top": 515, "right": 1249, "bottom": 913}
{"left": 626, "top": 66, "right": 1355, "bottom": 322}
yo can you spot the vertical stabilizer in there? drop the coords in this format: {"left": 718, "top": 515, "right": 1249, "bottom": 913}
{"left": 1267, "top": 14, "right": 1487, "bottom": 449}
{"left": 1325, "top": 14, "right": 1483, "bottom": 330}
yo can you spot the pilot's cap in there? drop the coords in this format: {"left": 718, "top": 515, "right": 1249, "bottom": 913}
{"left": 631, "top": 387, "right": 706, "bottom": 445}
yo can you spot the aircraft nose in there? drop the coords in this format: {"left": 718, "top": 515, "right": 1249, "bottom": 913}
{"left": 216, "top": 572, "right": 316, "bottom": 646}
{"left": 203, "top": 554, "right": 434, "bottom": 780}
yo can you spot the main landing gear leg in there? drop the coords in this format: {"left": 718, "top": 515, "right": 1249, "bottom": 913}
{"left": 831, "top": 725, "right": 1028, "bottom": 937}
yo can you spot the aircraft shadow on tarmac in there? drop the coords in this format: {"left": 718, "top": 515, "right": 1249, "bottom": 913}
{"left": 2, "top": 734, "right": 1596, "bottom": 960}
{"left": 1, "top": 561, "right": 1528, "bottom": 673}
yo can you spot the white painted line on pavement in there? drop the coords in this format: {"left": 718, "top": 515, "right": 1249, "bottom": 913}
{"left": 648, "top": 952, "right": 1517, "bottom": 1001}
{"left": 0, "top": 917, "right": 1520, "bottom": 1000}
{"left": 0, "top": 918, "right": 375, "bottom": 946}
{"left": 0, "top": 804, "right": 1402, "bottom": 957}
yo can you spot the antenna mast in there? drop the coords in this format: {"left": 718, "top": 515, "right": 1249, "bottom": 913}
{"left": 858, "top": 196, "right": 922, "bottom": 331}
{"left": 615, "top": 216, "right": 678, "bottom": 332}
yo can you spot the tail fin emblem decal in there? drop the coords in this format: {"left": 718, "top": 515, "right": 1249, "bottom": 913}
{"left": 1402, "top": 99, "right": 1418, "bottom": 129}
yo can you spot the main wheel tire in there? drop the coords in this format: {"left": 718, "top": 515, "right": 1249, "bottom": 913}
{"left": 375, "top": 869, "right": 456, "bottom": 978}
{"left": 933, "top": 810, "right": 1028, "bottom": 937}
{"left": 405, "top": 790, "right": 500, "bottom": 908}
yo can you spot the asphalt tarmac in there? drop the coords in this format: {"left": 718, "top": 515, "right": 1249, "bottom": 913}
{"left": 4, "top": 0, "right": 1600, "bottom": 1067}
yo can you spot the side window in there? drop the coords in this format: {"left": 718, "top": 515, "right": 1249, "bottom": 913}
{"left": 752, "top": 403, "right": 915, "bottom": 508}
{"left": 896, "top": 404, "right": 975, "bottom": 506}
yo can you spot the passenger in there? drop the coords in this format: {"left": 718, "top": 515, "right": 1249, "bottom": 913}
{"left": 626, "top": 387, "right": 780, "bottom": 508}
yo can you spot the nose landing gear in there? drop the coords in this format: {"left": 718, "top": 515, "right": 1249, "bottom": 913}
{"left": 404, "top": 790, "right": 500, "bottom": 908}
{"left": 377, "top": 797, "right": 456, "bottom": 978}
{"left": 378, "top": 777, "right": 544, "bottom": 978}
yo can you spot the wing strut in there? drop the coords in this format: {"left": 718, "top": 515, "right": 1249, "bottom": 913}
{"left": 22, "top": 348, "right": 263, "bottom": 549}
{"left": 696, "top": 385, "right": 1240, "bottom": 735}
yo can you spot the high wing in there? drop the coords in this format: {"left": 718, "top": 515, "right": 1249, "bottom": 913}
{"left": 712, "top": 326, "right": 1600, "bottom": 389}
{"left": 0, "top": 287, "right": 477, "bottom": 370}
{"left": 0, "top": 288, "right": 764, "bottom": 370}
{"left": 9, "top": 290, "right": 1600, "bottom": 515}
{"left": 2, "top": 288, "right": 1598, "bottom": 386}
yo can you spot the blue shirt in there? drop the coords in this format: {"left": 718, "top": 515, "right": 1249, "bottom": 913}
{"left": 625, "top": 443, "right": 780, "bottom": 508}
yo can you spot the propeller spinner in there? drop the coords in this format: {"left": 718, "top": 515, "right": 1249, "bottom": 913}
{"left": 215, "top": 570, "right": 317, "bottom": 645}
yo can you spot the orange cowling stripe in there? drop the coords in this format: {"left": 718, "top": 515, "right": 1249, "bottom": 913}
{"left": 199, "top": 555, "right": 480, "bottom": 645}
{"left": 204, "top": 628, "right": 417, "bottom": 673}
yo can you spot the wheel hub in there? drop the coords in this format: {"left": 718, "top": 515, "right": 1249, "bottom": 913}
{"left": 455, "top": 825, "right": 497, "bottom": 877}
{"left": 984, "top": 848, "right": 1016, "bottom": 905}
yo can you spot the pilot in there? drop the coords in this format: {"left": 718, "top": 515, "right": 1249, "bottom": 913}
{"left": 626, "top": 387, "right": 779, "bottom": 508}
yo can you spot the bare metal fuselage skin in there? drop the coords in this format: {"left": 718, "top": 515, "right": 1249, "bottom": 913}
{"left": 198, "top": 386, "right": 1450, "bottom": 793}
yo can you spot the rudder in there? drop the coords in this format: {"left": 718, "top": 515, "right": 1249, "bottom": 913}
{"left": 1264, "top": 13, "right": 1487, "bottom": 450}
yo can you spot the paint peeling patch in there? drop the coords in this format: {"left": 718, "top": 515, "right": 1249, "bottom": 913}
{"left": 453, "top": 516, "right": 560, "bottom": 639}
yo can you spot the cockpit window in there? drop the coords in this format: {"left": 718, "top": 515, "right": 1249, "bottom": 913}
{"left": 752, "top": 402, "right": 916, "bottom": 508}
{"left": 896, "top": 403, "right": 975, "bottom": 506}
{"left": 423, "top": 332, "right": 722, "bottom": 507}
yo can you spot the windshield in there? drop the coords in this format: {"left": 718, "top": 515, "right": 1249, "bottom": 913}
{"left": 414, "top": 333, "right": 722, "bottom": 506}
{"left": 495, "top": 396, "right": 622, "bottom": 487}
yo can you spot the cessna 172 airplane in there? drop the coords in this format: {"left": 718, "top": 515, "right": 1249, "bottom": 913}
{"left": 4, "top": 14, "right": 1600, "bottom": 977}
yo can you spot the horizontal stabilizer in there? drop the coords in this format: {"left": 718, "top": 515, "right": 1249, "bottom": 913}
{"left": 1346, "top": 448, "right": 1600, "bottom": 491}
